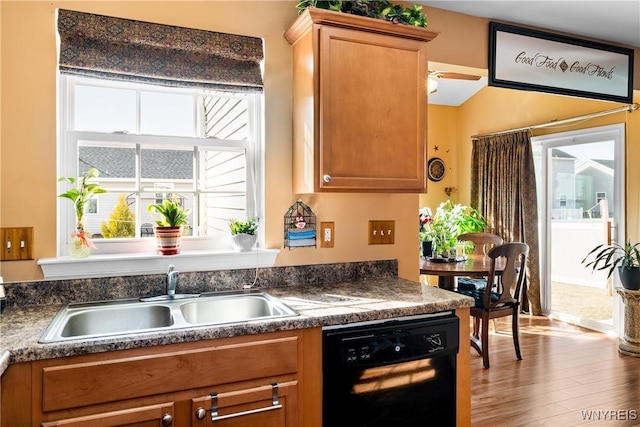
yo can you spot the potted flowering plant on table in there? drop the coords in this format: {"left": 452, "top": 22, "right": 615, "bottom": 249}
{"left": 58, "top": 168, "right": 107, "bottom": 258}
{"left": 422, "top": 200, "right": 486, "bottom": 259}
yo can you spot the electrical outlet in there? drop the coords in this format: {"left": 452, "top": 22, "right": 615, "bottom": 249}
{"left": 320, "top": 221, "right": 334, "bottom": 248}
{"left": 368, "top": 220, "right": 395, "bottom": 245}
{"left": 1, "top": 227, "right": 34, "bottom": 261}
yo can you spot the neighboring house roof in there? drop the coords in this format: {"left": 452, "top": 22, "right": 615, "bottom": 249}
{"left": 575, "top": 158, "right": 614, "bottom": 176}
{"left": 551, "top": 149, "right": 576, "bottom": 159}
{"left": 79, "top": 146, "right": 193, "bottom": 179}
{"left": 551, "top": 149, "right": 614, "bottom": 175}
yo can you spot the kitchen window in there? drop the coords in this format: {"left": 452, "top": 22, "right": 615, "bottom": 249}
{"left": 59, "top": 75, "right": 262, "bottom": 254}
{"left": 40, "top": 9, "right": 274, "bottom": 280}
{"left": 41, "top": 75, "right": 273, "bottom": 279}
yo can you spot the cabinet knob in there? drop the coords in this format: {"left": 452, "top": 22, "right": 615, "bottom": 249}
{"left": 161, "top": 413, "right": 173, "bottom": 425}
{"left": 196, "top": 407, "right": 206, "bottom": 420}
{"left": 323, "top": 174, "right": 332, "bottom": 183}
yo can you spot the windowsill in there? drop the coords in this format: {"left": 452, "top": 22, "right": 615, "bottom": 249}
{"left": 37, "top": 249, "right": 280, "bottom": 280}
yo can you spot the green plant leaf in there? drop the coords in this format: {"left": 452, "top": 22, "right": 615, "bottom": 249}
{"left": 229, "top": 216, "right": 259, "bottom": 235}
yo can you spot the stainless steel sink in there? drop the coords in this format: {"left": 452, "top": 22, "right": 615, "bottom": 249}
{"left": 39, "top": 290, "right": 298, "bottom": 343}
{"left": 179, "top": 293, "right": 296, "bottom": 324}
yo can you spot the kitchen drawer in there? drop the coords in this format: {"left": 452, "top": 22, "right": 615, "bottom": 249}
{"left": 39, "top": 336, "right": 298, "bottom": 412}
{"left": 191, "top": 381, "right": 298, "bottom": 426}
{"left": 41, "top": 402, "right": 174, "bottom": 427}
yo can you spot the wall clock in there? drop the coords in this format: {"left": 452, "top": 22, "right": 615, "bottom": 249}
{"left": 427, "top": 157, "right": 445, "bottom": 182}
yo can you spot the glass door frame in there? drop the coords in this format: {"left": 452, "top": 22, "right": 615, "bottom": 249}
{"left": 532, "top": 123, "right": 625, "bottom": 336}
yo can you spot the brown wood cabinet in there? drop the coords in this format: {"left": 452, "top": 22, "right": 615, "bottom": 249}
{"left": 284, "top": 8, "right": 438, "bottom": 193}
{"left": 1, "top": 328, "right": 322, "bottom": 427}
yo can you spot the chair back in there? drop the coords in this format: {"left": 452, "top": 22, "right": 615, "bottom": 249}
{"left": 458, "top": 232, "right": 504, "bottom": 256}
{"left": 484, "top": 242, "right": 529, "bottom": 308}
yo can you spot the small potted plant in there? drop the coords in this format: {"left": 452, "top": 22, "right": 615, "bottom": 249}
{"left": 229, "top": 216, "right": 259, "bottom": 252}
{"left": 148, "top": 198, "right": 191, "bottom": 255}
{"left": 58, "top": 168, "right": 107, "bottom": 257}
{"left": 582, "top": 241, "right": 640, "bottom": 290}
{"left": 419, "top": 207, "right": 433, "bottom": 258}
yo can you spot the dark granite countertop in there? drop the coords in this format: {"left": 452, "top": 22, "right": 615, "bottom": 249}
{"left": 0, "top": 278, "right": 472, "bottom": 368}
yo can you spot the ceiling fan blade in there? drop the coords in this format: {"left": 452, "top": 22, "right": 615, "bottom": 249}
{"left": 434, "top": 72, "right": 481, "bottom": 81}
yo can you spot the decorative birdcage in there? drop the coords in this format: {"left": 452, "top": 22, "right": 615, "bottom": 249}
{"left": 284, "top": 201, "right": 316, "bottom": 249}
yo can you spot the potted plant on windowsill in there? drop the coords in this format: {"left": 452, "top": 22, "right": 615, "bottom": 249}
{"left": 148, "top": 199, "right": 191, "bottom": 255}
{"left": 58, "top": 168, "right": 107, "bottom": 258}
{"left": 582, "top": 241, "right": 640, "bottom": 290}
{"left": 229, "top": 216, "right": 259, "bottom": 252}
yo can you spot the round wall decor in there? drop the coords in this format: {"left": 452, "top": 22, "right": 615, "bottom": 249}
{"left": 427, "top": 157, "right": 445, "bottom": 182}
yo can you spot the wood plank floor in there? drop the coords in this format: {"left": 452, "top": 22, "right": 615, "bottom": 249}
{"left": 469, "top": 315, "right": 640, "bottom": 427}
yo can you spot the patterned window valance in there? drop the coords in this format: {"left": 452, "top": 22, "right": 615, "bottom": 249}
{"left": 57, "top": 9, "right": 264, "bottom": 92}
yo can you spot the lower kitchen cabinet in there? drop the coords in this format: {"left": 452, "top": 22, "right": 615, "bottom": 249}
{"left": 1, "top": 328, "right": 321, "bottom": 427}
{"left": 191, "top": 381, "right": 297, "bottom": 426}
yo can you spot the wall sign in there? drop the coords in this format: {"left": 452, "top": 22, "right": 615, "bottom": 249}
{"left": 489, "top": 22, "right": 634, "bottom": 103}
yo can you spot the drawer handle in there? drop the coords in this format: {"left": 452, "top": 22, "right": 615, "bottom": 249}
{"left": 210, "top": 383, "right": 283, "bottom": 422}
{"left": 323, "top": 174, "right": 332, "bottom": 183}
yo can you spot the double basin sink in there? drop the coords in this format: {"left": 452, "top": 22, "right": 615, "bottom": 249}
{"left": 39, "top": 290, "right": 298, "bottom": 343}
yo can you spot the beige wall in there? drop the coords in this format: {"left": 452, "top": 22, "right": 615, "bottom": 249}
{"left": 0, "top": 1, "right": 420, "bottom": 282}
{"left": 455, "top": 86, "right": 640, "bottom": 237}
{"left": 1, "top": 2, "right": 638, "bottom": 283}
{"left": 422, "top": 85, "right": 640, "bottom": 237}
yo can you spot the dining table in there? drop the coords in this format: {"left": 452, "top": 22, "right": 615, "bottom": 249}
{"left": 419, "top": 254, "right": 506, "bottom": 291}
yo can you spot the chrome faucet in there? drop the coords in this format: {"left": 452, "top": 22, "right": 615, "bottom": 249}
{"left": 166, "top": 265, "right": 179, "bottom": 297}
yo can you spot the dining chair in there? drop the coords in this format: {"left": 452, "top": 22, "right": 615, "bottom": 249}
{"left": 458, "top": 232, "right": 504, "bottom": 256}
{"left": 456, "top": 233, "right": 504, "bottom": 291}
{"left": 455, "top": 242, "right": 529, "bottom": 368}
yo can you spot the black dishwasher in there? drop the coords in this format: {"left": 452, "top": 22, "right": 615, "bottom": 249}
{"left": 322, "top": 313, "right": 459, "bottom": 427}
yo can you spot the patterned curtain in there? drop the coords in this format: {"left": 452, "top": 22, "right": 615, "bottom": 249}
{"left": 470, "top": 130, "right": 541, "bottom": 315}
{"left": 57, "top": 9, "right": 264, "bottom": 92}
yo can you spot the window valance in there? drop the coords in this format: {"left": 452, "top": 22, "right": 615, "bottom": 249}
{"left": 57, "top": 9, "right": 264, "bottom": 92}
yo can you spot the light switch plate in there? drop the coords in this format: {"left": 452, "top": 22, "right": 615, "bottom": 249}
{"left": 1, "top": 227, "right": 34, "bottom": 261}
{"left": 368, "top": 220, "right": 395, "bottom": 245}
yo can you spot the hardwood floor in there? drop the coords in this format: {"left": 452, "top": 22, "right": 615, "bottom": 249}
{"left": 469, "top": 315, "right": 640, "bottom": 427}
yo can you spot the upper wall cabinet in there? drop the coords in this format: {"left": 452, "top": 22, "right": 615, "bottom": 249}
{"left": 284, "top": 8, "right": 438, "bottom": 193}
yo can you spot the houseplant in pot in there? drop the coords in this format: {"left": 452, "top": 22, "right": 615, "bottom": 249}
{"left": 229, "top": 216, "right": 259, "bottom": 252}
{"left": 419, "top": 207, "right": 433, "bottom": 258}
{"left": 423, "top": 200, "right": 486, "bottom": 258}
{"left": 58, "top": 168, "right": 107, "bottom": 257}
{"left": 582, "top": 241, "right": 640, "bottom": 290}
{"left": 148, "top": 198, "right": 190, "bottom": 255}
{"left": 295, "top": 1, "right": 428, "bottom": 27}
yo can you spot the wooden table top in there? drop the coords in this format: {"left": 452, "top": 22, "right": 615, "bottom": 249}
{"left": 420, "top": 254, "right": 505, "bottom": 277}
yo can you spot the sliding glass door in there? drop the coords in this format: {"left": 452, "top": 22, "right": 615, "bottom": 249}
{"left": 532, "top": 124, "right": 625, "bottom": 334}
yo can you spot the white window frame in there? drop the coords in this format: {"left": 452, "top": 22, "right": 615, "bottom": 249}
{"left": 38, "top": 76, "right": 277, "bottom": 280}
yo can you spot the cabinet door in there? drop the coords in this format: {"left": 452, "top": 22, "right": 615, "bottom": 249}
{"left": 191, "top": 381, "right": 297, "bottom": 427}
{"left": 318, "top": 26, "right": 428, "bottom": 192}
{"left": 41, "top": 402, "right": 174, "bottom": 427}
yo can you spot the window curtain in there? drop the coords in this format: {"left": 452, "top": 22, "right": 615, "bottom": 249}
{"left": 57, "top": 9, "right": 264, "bottom": 92}
{"left": 470, "top": 130, "right": 541, "bottom": 315}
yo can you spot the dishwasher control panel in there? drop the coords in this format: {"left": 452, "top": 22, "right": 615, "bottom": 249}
{"left": 323, "top": 313, "right": 459, "bottom": 368}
